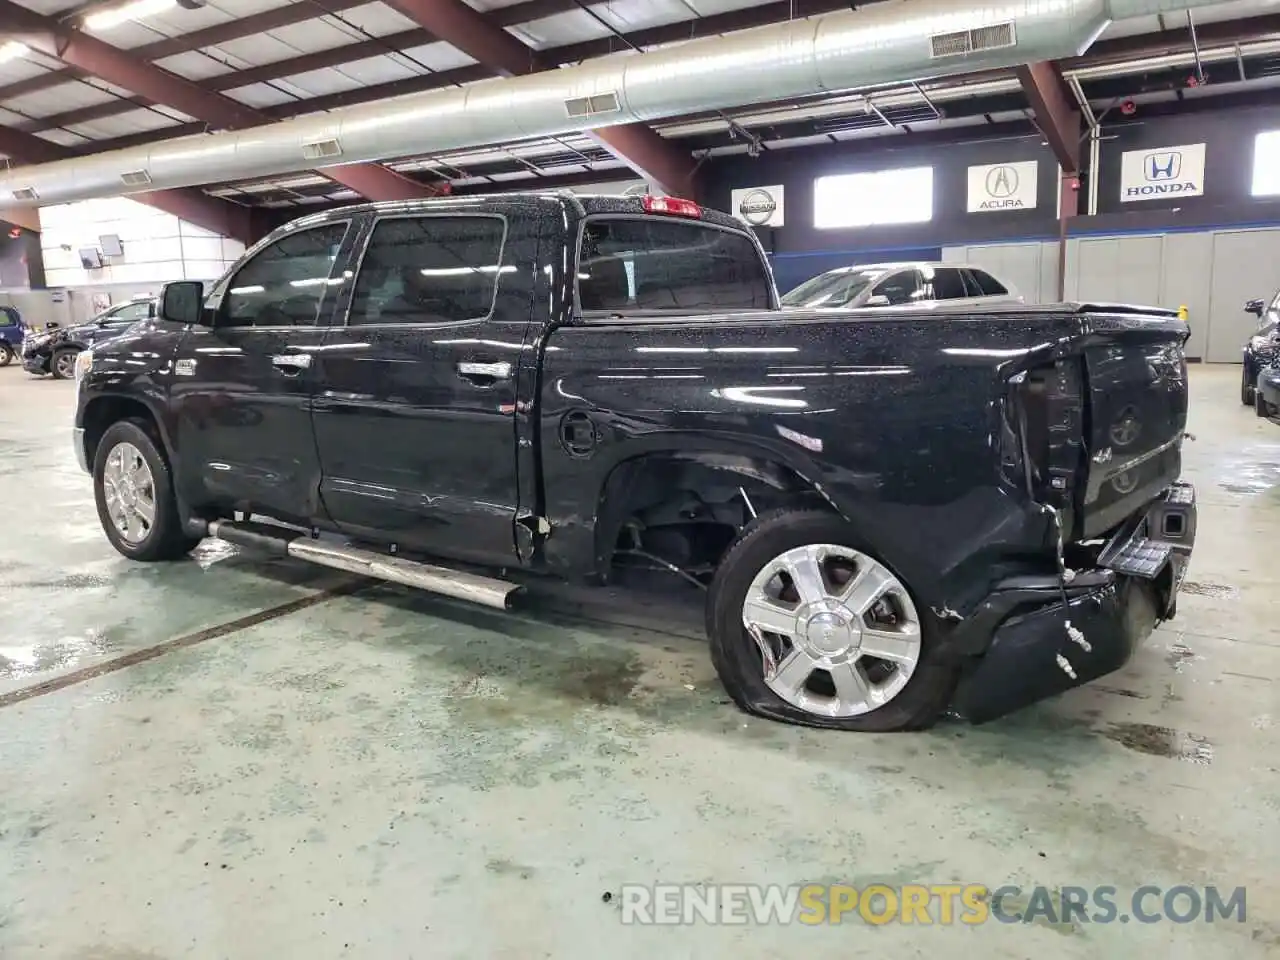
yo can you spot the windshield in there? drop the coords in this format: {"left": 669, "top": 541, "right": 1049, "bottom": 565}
{"left": 781, "top": 268, "right": 884, "bottom": 308}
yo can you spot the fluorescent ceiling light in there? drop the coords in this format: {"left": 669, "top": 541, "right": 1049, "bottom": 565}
{"left": 0, "top": 42, "right": 29, "bottom": 65}
{"left": 84, "top": 0, "right": 176, "bottom": 32}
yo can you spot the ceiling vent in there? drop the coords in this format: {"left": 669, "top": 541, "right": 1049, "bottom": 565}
{"left": 11, "top": 187, "right": 38, "bottom": 201}
{"left": 564, "top": 92, "right": 621, "bottom": 119}
{"left": 120, "top": 169, "right": 153, "bottom": 186}
{"left": 303, "top": 139, "right": 343, "bottom": 160}
{"left": 930, "top": 21, "right": 1016, "bottom": 58}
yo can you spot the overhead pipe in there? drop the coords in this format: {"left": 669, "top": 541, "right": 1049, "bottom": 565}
{"left": 0, "top": 0, "right": 1242, "bottom": 205}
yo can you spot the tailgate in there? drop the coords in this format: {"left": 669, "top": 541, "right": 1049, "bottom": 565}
{"left": 1077, "top": 308, "right": 1189, "bottom": 540}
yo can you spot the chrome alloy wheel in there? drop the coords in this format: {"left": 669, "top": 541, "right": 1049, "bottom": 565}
{"left": 102, "top": 441, "right": 157, "bottom": 544}
{"left": 742, "top": 543, "right": 922, "bottom": 718}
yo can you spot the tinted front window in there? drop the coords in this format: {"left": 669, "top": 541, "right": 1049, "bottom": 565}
{"left": 578, "top": 218, "right": 771, "bottom": 313}
{"left": 348, "top": 216, "right": 506, "bottom": 326}
{"left": 781, "top": 269, "right": 881, "bottom": 308}
{"left": 970, "top": 270, "right": 1008, "bottom": 296}
{"left": 928, "top": 268, "right": 968, "bottom": 300}
{"left": 223, "top": 222, "right": 349, "bottom": 328}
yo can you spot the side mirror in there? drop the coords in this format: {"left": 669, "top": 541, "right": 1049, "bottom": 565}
{"left": 865, "top": 294, "right": 891, "bottom": 308}
{"left": 1245, "top": 298, "right": 1265, "bottom": 317}
{"left": 160, "top": 280, "right": 206, "bottom": 325}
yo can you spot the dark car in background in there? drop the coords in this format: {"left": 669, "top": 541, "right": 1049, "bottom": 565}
{"left": 0, "top": 305, "right": 23, "bottom": 366}
{"left": 22, "top": 298, "right": 156, "bottom": 379}
{"left": 1242, "top": 292, "right": 1280, "bottom": 408}
{"left": 780, "top": 261, "right": 1021, "bottom": 310}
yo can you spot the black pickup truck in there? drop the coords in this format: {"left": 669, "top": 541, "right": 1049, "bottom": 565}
{"left": 72, "top": 193, "right": 1196, "bottom": 731}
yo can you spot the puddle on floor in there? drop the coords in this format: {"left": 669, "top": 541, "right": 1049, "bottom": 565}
{"left": 1102, "top": 722, "right": 1214, "bottom": 765}
{"left": 1218, "top": 448, "right": 1280, "bottom": 495}
{"left": 1180, "top": 580, "right": 1239, "bottom": 600}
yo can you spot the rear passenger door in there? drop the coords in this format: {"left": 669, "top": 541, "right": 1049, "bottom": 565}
{"left": 921, "top": 266, "right": 969, "bottom": 303}
{"left": 309, "top": 206, "right": 538, "bottom": 566}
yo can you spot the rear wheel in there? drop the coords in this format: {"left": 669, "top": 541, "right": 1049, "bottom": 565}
{"left": 1257, "top": 383, "right": 1273, "bottom": 419}
{"left": 94, "top": 419, "right": 202, "bottom": 561}
{"left": 51, "top": 346, "right": 79, "bottom": 380}
{"left": 706, "top": 509, "right": 957, "bottom": 731}
{"left": 0, "top": 343, "right": 12, "bottom": 367}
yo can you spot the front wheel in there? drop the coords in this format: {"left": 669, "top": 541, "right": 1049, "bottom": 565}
{"left": 1242, "top": 364, "right": 1255, "bottom": 406}
{"left": 51, "top": 346, "right": 79, "bottom": 380}
{"left": 706, "top": 509, "right": 958, "bottom": 731}
{"left": 93, "top": 419, "right": 202, "bottom": 561}
{"left": 0, "top": 343, "right": 13, "bottom": 368}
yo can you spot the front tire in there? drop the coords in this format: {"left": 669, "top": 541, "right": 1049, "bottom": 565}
{"left": 1257, "top": 382, "right": 1273, "bottom": 419}
{"left": 0, "top": 343, "right": 13, "bottom": 367}
{"left": 94, "top": 419, "right": 201, "bottom": 561}
{"left": 1242, "top": 364, "right": 1256, "bottom": 406}
{"left": 706, "top": 508, "right": 958, "bottom": 731}
{"left": 51, "top": 346, "right": 79, "bottom": 380}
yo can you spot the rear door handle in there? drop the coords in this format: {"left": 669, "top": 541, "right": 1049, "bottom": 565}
{"left": 457, "top": 361, "right": 512, "bottom": 383}
{"left": 272, "top": 353, "right": 312, "bottom": 375}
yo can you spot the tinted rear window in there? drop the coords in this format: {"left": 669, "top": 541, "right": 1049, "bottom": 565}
{"left": 929, "top": 268, "right": 968, "bottom": 300}
{"left": 578, "top": 217, "right": 772, "bottom": 313}
{"left": 970, "top": 269, "right": 1008, "bottom": 296}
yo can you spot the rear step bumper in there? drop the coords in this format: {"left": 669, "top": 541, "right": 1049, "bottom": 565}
{"left": 207, "top": 521, "right": 522, "bottom": 610}
{"left": 949, "top": 481, "right": 1196, "bottom": 724}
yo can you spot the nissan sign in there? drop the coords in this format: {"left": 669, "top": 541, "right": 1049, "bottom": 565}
{"left": 730, "top": 185, "right": 785, "bottom": 227}
{"left": 1119, "top": 142, "right": 1205, "bottom": 202}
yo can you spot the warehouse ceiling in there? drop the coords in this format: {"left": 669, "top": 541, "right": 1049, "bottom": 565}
{"left": 2, "top": 0, "right": 1280, "bottom": 214}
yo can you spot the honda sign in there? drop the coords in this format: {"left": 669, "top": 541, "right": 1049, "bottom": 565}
{"left": 1119, "top": 143, "right": 1206, "bottom": 202}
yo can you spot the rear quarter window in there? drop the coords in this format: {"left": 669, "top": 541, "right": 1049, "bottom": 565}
{"left": 577, "top": 217, "right": 772, "bottom": 314}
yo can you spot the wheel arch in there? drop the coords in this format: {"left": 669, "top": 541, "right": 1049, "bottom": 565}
{"left": 588, "top": 438, "right": 842, "bottom": 577}
{"left": 82, "top": 392, "right": 175, "bottom": 468}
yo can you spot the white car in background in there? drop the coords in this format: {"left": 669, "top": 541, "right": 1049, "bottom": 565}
{"left": 781, "top": 261, "right": 1022, "bottom": 310}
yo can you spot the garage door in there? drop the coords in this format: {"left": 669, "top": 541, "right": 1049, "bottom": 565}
{"left": 1206, "top": 230, "right": 1280, "bottom": 363}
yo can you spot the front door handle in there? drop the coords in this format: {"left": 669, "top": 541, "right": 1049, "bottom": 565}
{"left": 457, "top": 360, "right": 512, "bottom": 384}
{"left": 272, "top": 353, "right": 312, "bottom": 375}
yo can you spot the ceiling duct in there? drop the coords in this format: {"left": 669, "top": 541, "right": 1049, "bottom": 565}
{"left": 0, "top": 0, "right": 1241, "bottom": 205}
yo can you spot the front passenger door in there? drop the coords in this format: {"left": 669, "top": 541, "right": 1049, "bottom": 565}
{"left": 869, "top": 269, "right": 924, "bottom": 307}
{"left": 170, "top": 220, "right": 355, "bottom": 526}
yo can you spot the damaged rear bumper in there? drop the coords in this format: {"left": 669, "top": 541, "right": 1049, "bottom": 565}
{"left": 948, "top": 481, "right": 1196, "bottom": 724}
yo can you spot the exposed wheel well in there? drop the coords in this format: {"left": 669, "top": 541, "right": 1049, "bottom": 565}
{"left": 595, "top": 452, "right": 835, "bottom": 587}
{"left": 83, "top": 396, "right": 165, "bottom": 466}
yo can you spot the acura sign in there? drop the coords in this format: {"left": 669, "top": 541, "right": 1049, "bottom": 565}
{"left": 730, "top": 185, "right": 785, "bottom": 227}
{"left": 1119, "top": 142, "right": 1205, "bottom": 202}
{"left": 966, "top": 161, "right": 1038, "bottom": 212}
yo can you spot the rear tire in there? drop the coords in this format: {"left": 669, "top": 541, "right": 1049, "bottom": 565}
{"left": 94, "top": 419, "right": 202, "bottom": 561}
{"left": 706, "top": 508, "right": 958, "bottom": 732}
{"left": 1257, "top": 382, "right": 1273, "bottom": 419}
{"left": 1242, "top": 366, "right": 1255, "bottom": 406}
{"left": 51, "top": 346, "right": 79, "bottom": 380}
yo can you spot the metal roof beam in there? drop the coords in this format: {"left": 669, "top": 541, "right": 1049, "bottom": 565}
{"left": 1016, "top": 60, "right": 1080, "bottom": 174}
{"left": 382, "top": 0, "right": 699, "bottom": 196}
{"left": 0, "top": 0, "right": 439, "bottom": 202}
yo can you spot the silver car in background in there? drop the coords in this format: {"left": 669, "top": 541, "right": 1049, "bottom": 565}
{"left": 781, "top": 261, "right": 1022, "bottom": 310}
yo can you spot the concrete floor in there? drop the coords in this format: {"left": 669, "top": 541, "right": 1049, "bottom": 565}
{"left": 0, "top": 366, "right": 1276, "bottom": 959}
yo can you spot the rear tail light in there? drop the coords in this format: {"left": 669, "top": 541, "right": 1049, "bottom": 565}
{"left": 642, "top": 195, "right": 702, "bottom": 218}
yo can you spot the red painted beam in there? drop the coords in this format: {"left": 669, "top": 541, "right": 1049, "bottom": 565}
{"left": 1016, "top": 61, "right": 1081, "bottom": 175}
{"left": 0, "top": 123, "right": 256, "bottom": 243}
{"left": 383, "top": 0, "right": 698, "bottom": 196}
{"left": 0, "top": 0, "right": 439, "bottom": 202}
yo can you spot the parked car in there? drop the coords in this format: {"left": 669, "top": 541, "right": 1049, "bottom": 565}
{"left": 0, "top": 305, "right": 23, "bottom": 366}
{"left": 22, "top": 298, "right": 156, "bottom": 379}
{"left": 780, "top": 261, "right": 1021, "bottom": 310}
{"left": 73, "top": 193, "right": 1195, "bottom": 731}
{"left": 1242, "top": 292, "right": 1280, "bottom": 407}
{"left": 1255, "top": 365, "right": 1280, "bottom": 423}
